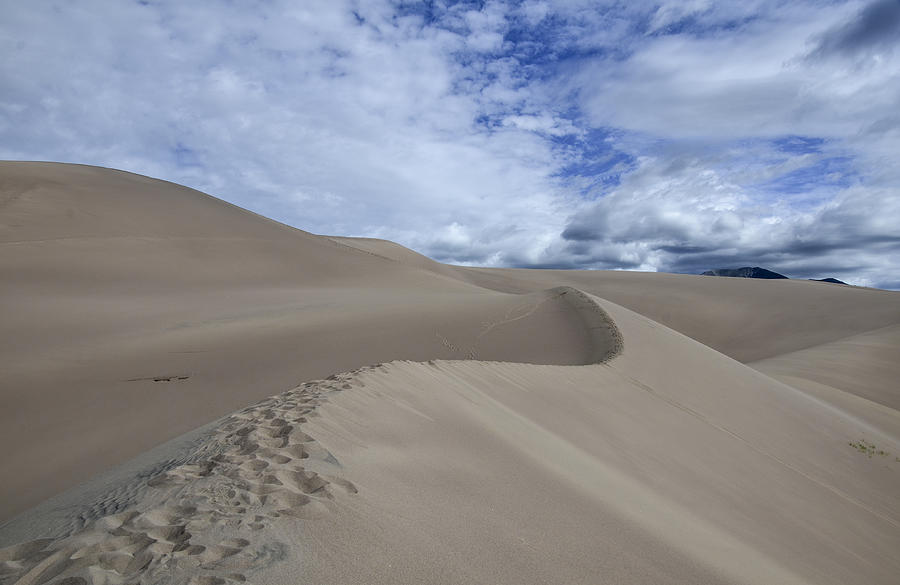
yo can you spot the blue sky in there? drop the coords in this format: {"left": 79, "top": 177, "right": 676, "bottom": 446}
{"left": 1, "top": 0, "right": 899, "bottom": 287}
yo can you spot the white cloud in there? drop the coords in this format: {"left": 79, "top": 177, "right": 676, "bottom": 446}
{"left": 571, "top": 0, "right": 900, "bottom": 151}
{"left": 648, "top": 0, "right": 712, "bottom": 34}
{"left": 560, "top": 152, "right": 900, "bottom": 286}
{"left": 0, "top": 0, "right": 897, "bottom": 288}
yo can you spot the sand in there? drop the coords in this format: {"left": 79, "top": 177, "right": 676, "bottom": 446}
{"left": 1, "top": 162, "right": 899, "bottom": 584}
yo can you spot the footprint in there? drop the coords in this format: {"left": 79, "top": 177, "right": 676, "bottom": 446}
{"left": 326, "top": 476, "right": 359, "bottom": 494}
{"left": 0, "top": 369, "right": 368, "bottom": 585}
{"left": 199, "top": 543, "right": 243, "bottom": 565}
{"left": 276, "top": 470, "right": 328, "bottom": 494}
{"left": 242, "top": 459, "right": 268, "bottom": 472}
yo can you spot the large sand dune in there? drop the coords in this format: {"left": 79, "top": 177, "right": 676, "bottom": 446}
{"left": 1, "top": 162, "right": 898, "bottom": 584}
{"left": 0, "top": 162, "right": 613, "bottom": 518}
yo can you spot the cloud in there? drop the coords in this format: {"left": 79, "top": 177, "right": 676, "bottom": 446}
{"left": 647, "top": 0, "right": 712, "bottom": 34}
{"left": 0, "top": 0, "right": 898, "bottom": 288}
{"left": 557, "top": 153, "right": 900, "bottom": 287}
{"left": 808, "top": 0, "right": 900, "bottom": 59}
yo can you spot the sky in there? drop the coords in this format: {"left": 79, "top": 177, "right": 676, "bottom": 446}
{"left": 1, "top": 0, "right": 899, "bottom": 288}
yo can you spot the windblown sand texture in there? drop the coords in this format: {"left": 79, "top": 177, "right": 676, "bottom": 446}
{"left": 1, "top": 161, "right": 899, "bottom": 584}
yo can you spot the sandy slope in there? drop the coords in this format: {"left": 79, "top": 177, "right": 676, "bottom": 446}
{"left": 267, "top": 298, "right": 899, "bottom": 585}
{"left": 751, "top": 324, "right": 900, "bottom": 441}
{"left": 752, "top": 323, "right": 900, "bottom": 412}
{"left": 2, "top": 162, "right": 899, "bottom": 584}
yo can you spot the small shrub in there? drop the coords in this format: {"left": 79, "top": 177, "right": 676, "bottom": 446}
{"left": 848, "top": 439, "right": 892, "bottom": 459}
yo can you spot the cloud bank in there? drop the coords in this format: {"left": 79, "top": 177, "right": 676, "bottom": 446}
{"left": 1, "top": 0, "right": 898, "bottom": 288}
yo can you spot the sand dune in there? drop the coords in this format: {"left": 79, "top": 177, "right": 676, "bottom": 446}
{"left": 2, "top": 162, "right": 899, "bottom": 584}
{"left": 334, "top": 236, "right": 900, "bottom": 362}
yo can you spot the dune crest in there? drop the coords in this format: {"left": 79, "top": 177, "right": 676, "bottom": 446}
{"left": 334, "top": 237, "right": 900, "bottom": 362}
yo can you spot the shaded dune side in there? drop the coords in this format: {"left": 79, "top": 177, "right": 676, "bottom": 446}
{"left": 395, "top": 285, "right": 622, "bottom": 367}
{"left": 553, "top": 285, "right": 623, "bottom": 363}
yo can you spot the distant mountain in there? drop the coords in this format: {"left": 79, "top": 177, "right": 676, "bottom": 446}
{"left": 701, "top": 267, "right": 788, "bottom": 279}
{"left": 811, "top": 277, "right": 848, "bottom": 285}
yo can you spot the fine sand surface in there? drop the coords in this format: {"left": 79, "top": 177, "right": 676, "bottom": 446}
{"left": 2, "top": 162, "right": 899, "bottom": 584}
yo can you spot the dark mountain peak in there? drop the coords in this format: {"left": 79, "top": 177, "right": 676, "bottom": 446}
{"left": 811, "top": 277, "right": 848, "bottom": 285}
{"left": 701, "top": 267, "right": 788, "bottom": 279}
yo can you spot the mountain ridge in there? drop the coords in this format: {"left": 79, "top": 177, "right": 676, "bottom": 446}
{"left": 701, "top": 266, "right": 788, "bottom": 279}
